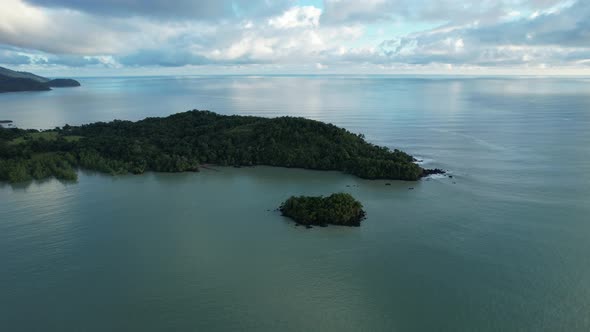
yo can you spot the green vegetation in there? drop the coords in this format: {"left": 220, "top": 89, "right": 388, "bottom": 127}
{"left": 0, "top": 66, "right": 80, "bottom": 93}
{"left": 280, "top": 193, "right": 366, "bottom": 227}
{"left": 47, "top": 79, "right": 81, "bottom": 87}
{"left": 8, "top": 131, "right": 82, "bottom": 145}
{"left": 0, "top": 77, "right": 50, "bottom": 92}
{"left": 0, "top": 110, "right": 430, "bottom": 184}
{"left": 0, "top": 66, "right": 49, "bottom": 82}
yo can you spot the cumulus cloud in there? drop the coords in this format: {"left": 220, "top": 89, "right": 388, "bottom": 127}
{"left": 269, "top": 6, "right": 321, "bottom": 29}
{"left": 205, "top": 13, "right": 362, "bottom": 65}
{"left": 1, "top": 0, "right": 359, "bottom": 67}
{"left": 0, "top": 0, "right": 589, "bottom": 72}
{"left": 376, "top": 0, "right": 590, "bottom": 67}
{"left": 0, "top": 0, "right": 142, "bottom": 54}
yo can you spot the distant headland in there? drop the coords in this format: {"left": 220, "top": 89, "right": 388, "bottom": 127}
{"left": 0, "top": 110, "right": 444, "bottom": 184}
{"left": 0, "top": 66, "right": 80, "bottom": 93}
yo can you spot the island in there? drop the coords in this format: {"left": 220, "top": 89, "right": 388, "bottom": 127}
{"left": 0, "top": 66, "right": 80, "bottom": 93}
{"left": 0, "top": 110, "right": 443, "bottom": 184}
{"left": 46, "top": 79, "right": 81, "bottom": 88}
{"left": 280, "top": 193, "right": 366, "bottom": 227}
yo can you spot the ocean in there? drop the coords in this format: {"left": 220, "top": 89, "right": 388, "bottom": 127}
{"left": 1, "top": 75, "right": 589, "bottom": 331}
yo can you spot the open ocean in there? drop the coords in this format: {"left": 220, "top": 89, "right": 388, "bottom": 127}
{"left": 1, "top": 75, "right": 590, "bottom": 331}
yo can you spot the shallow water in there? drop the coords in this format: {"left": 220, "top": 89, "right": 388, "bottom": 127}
{"left": 1, "top": 76, "right": 590, "bottom": 331}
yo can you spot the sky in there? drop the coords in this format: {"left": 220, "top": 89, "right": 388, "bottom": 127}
{"left": 1, "top": 0, "right": 589, "bottom": 76}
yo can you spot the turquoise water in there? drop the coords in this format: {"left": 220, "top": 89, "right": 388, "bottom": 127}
{"left": 1, "top": 76, "right": 590, "bottom": 331}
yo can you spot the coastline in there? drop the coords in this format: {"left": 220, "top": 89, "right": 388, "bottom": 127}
{"left": 0, "top": 110, "right": 434, "bottom": 184}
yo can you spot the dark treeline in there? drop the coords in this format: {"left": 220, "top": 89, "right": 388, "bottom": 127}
{"left": 0, "top": 77, "right": 51, "bottom": 92}
{"left": 280, "top": 193, "right": 366, "bottom": 227}
{"left": 0, "top": 110, "right": 427, "bottom": 183}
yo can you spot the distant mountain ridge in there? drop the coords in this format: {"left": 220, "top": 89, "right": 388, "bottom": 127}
{"left": 0, "top": 66, "right": 50, "bottom": 82}
{"left": 0, "top": 66, "right": 80, "bottom": 93}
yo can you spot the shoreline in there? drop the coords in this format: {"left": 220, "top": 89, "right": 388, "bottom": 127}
{"left": 1, "top": 110, "right": 440, "bottom": 184}
{"left": 2, "top": 165, "right": 453, "bottom": 189}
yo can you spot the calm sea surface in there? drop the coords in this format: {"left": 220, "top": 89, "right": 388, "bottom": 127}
{"left": 1, "top": 76, "right": 590, "bottom": 331}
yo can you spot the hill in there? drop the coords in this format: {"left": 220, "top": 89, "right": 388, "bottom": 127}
{"left": 0, "top": 66, "right": 80, "bottom": 93}
{"left": 0, "top": 66, "right": 49, "bottom": 82}
{"left": 0, "top": 76, "right": 51, "bottom": 92}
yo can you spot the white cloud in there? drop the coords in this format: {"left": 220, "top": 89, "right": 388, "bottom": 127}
{"left": 0, "top": 0, "right": 144, "bottom": 54}
{"left": 374, "top": 0, "right": 590, "bottom": 67}
{"left": 1, "top": 0, "right": 589, "bottom": 74}
{"left": 268, "top": 6, "right": 321, "bottom": 29}
{"left": 455, "top": 38, "right": 465, "bottom": 51}
{"left": 322, "top": 0, "right": 394, "bottom": 23}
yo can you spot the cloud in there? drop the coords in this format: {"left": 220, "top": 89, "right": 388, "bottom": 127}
{"left": 473, "top": 1, "right": 590, "bottom": 47}
{"left": 367, "top": 1, "right": 590, "bottom": 67}
{"left": 1, "top": 1, "right": 338, "bottom": 67}
{"left": 320, "top": 0, "right": 568, "bottom": 24}
{"left": 0, "top": 0, "right": 142, "bottom": 54}
{"left": 0, "top": 49, "right": 31, "bottom": 65}
{"left": 269, "top": 6, "right": 321, "bottom": 29}
{"left": 1, "top": 0, "right": 589, "bottom": 72}
{"left": 0, "top": 45, "right": 120, "bottom": 67}
{"left": 23, "top": 0, "right": 294, "bottom": 20}
{"left": 42, "top": 55, "right": 104, "bottom": 67}
{"left": 321, "top": 0, "right": 396, "bottom": 24}
{"left": 118, "top": 49, "right": 212, "bottom": 67}
{"left": 316, "top": 62, "right": 327, "bottom": 69}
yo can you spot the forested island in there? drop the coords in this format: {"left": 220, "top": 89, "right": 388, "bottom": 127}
{"left": 280, "top": 193, "right": 366, "bottom": 227}
{"left": 0, "top": 66, "right": 80, "bottom": 93}
{"left": 0, "top": 110, "right": 442, "bottom": 184}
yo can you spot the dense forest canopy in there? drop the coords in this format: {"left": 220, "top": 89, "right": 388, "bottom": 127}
{"left": 0, "top": 76, "right": 51, "bottom": 92}
{"left": 280, "top": 193, "right": 366, "bottom": 227}
{"left": 0, "top": 110, "right": 432, "bottom": 184}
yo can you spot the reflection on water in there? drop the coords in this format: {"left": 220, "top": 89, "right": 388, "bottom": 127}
{"left": 1, "top": 76, "right": 590, "bottom": 331}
